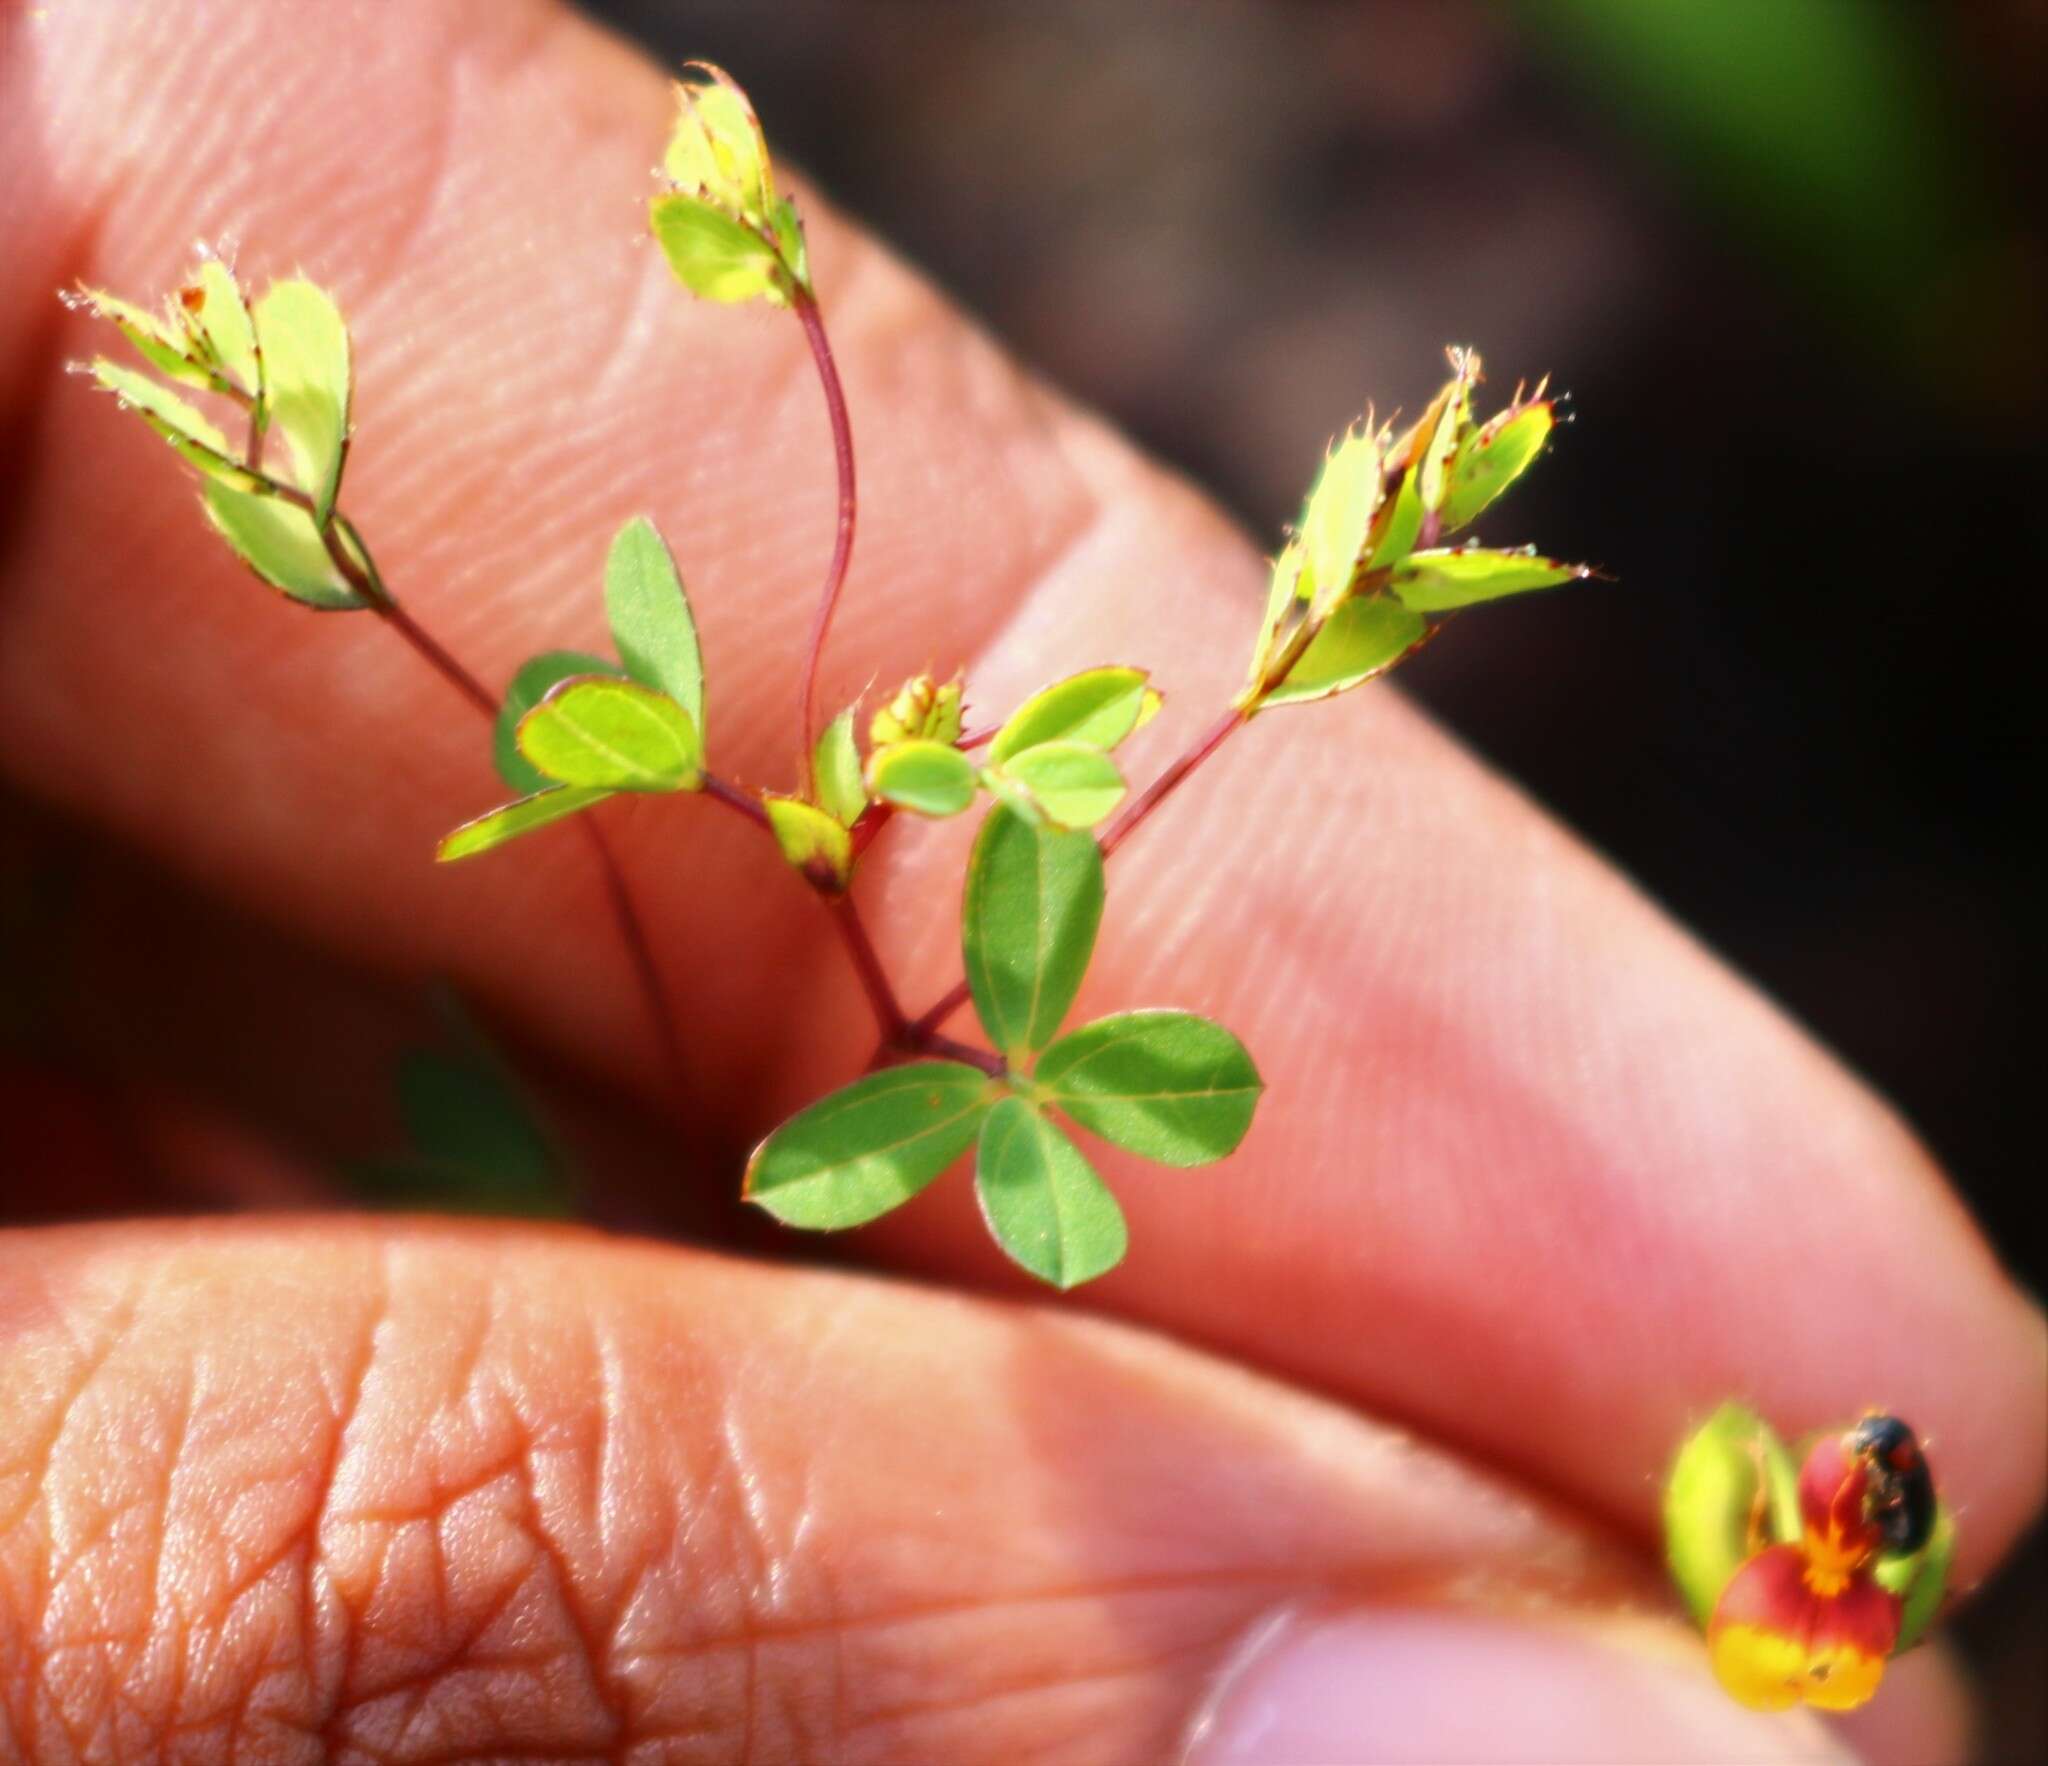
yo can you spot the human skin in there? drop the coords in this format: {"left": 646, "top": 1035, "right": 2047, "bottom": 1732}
{"left": 0, "top": 1, "right": 2040, "bottom": 1760}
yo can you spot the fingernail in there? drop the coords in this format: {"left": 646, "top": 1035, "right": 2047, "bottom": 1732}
{"left": 1183, "top": 1607, "right": 1856, "bottom": 1765}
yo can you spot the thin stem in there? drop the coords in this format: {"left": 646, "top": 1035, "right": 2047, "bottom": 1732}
{"left": 702, "top": 771, "right": 773, "bottom": 830}
{"left": 575, "top": 818, "right": 687, "bottom": 1096}
{"left": 1097, "top": 704, "right": 1247, "bottom": 859}
{"left": 792, "top": 285, "right": 857, "bottom": 795}
{"left": 827, "top": 892, "right": 907, "bottom": 1040}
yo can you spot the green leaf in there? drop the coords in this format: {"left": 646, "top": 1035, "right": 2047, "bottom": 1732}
{"left": 765, "top": 795, "right": 852, "bottom": 888}
{"left": 1415, "top": 346, "right": 1481, "bottom": 515}
{"left": 997, "top": 741, "right": 1126, "bottom": 830}
{"left": 253, "top": 279, "right": 351, "bottom": 523}
{"left": 495, "top": 650, "right": 623, "bottom": 793}
{"left": 1663, "top": 1403, "right": 1802, "bottom": 1630}
{"left": 201, "top": 481, "right": 366, "bottom": 609}
{"left": 745, "top": 1062, "right": 993, "bottom": 1229}
{"left": 962, "top": 805, "right": 1104, "bottom": 1060}
{"left": 869, "top": 738, "right": 977, "bottom": 818}
{"left": 1035, "top": 1010, "right": 1262, "bottom": 1166}
{"left": 989, "top": 667, "right": 1156, "bottom": 765}
{"left": 975, "top": 1095, "right": 1127, "bottom": 1289}
{"left": 187, "top": 259, "right": 261, "bottom": 398}
{"left": 1876, "top": 1503, "right": 1956, "bottom": 1654}
{"left": 91, "top": 358, "right": 231, "bottom": 456}
{"left": 74, "top": 284, "right": 219, "bottom": 390}
{"left": 1364, "top": 461, "right": 1423, "bottom": 571}
{"left": 603, "top": 516, "right": 704, "bottom": 743}
{"left": 354, "top": 1048, "right": 572, "bottom": 1217}
{"left": 438, "top": 786, "right": 614, "bottom": 862}
{"left": 1261, "top": 597, "right": 1426, "bottom": 708}
{"left": 664, "top": 62, "right": 776, "bottom": 224}
{"left": 1298, "top": 425, "right": 1383, "bottom": 616}
{"left": 1441, "top": 398, "right": 1554, "bottom": 532}
{"left": 649, "top": 194, "right": 788, "bottom": 306}
{"left": 517, "top": 677, "right": 701, "bottom": 792}
{"left": 1391, "top": 547, "right": 1591, "bottom": 612}
{"left": 1251, "top": 538, "right": 1307, "bottom": 682}
{"left": 815, "top": 706, "right": 867, "bottom": 826}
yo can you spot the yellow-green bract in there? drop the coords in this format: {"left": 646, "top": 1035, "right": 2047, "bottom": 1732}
{"left": 765, "top": 795, "right": 852, "bottom": 888}
{"left": 202, "top": 483, "right": 367, "bottom": 610}
{"left": 1390, "top": 547, "right": 1590, "bottom": 612}
{"left": 1260, "top": 597, "right": 1425, "bottom": 708}
{"left": 1298, "top": 425, "right": 1384, "bottom": 616}
{"left": 814, "top": 708, "right": 868, "bottom": 826}
{"left": 253, "top": 279, "right": 351, "bottom": 524}
{"left": 438, "top": 786, "right": 615, "bottom": 863}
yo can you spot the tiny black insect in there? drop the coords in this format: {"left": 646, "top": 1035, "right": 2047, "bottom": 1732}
{"left": 1850, "top": 1413, "right": 1936, "bottom": 1554}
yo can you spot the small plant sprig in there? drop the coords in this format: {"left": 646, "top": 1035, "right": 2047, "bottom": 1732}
{"left": 74, "top": 64, "right": 1596, "bottom": 1288}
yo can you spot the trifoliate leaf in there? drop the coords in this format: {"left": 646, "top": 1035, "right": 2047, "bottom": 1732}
{"left": 184, "top": 259, "right": 261, "bottom": 399}
{"left": 253, "top": 279, "right": 350, "bottom": 523}
{"left": 745, "top": 1061, "right": 994, "bottom": 1229}
{"left": 871, "top": 674, "right": 964, "bottom": 748}
{"left": 602, "top": 515, "right": 704, "bottom": 743}
{"left": 495, "top": 650, "right": 624, "bottom": 793}
{"left": 975, "top": 1095, "right": 1127, "bottom": 1289}
{"left": 1260, "top": 596, "right": 1426, "bottom": 708}
{"left": 74, "top": 285, "right": 219, "bottom": 390}
{"left": 988, "top": 667, "right": 1156, "bottom": 765}
{"left": 1441, "top": 398, "right": 1554, "bottom": 532}
{"left": 1877, "top": 1504, "right": 1956, "bottom": 1654}
{"left": 963, "top": 805, "right": 1104, "bottom": 1060}
{"left": 996, "top": 741, "right": 1125, "bottom": 830}
{"left": 1664, "top": 1403, "right": 1802, "bottom": 1630}
{"left": 201, "top": 480, "right": 367, "bottom": 609}
{"left": 664, "top": 63, "right": 776, "bottom": 225}
{"left": 1391, "top": 547, "right": 1590, "bottom": 612}
{"left": 869, "top": 738, "right": 977, "bottom": 818}
{"left": 648, "top": 194, "right": 789, "bottom": 306}
{"left": 815, "top": 707, "right": 867, "bottom": 825}
{"left": 765, "top": 795, "right": 852, "bottom": 889}
{"left": 1035, "top": 1010, "right": 1262, "bottom": 1165}
{"left": 517, "top": 677, "right": 701, "bottom": 792}
{"left": 1299, "top": 425, "right": 1383, "bottom": 617}
{"left": 438, "top": 786, "right": 614, "bottom": 863}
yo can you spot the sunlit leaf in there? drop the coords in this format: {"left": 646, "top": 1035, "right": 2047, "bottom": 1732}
{"left": 185, "top": 258, "right": 261, "bottom": 399}
{"left": 1251, "top": 539, "right": 1308, "bottom": 683}
{"left": 765, "top": 795, "right": 852, "bottom": 888}
{"left": 91, "top": 359, "right": 229, "bottom": 454}
{"left": 201, "top": 480, "right": 367, "bottom": 609}
{"left": 869, "top": 738, "right": 977, "bottom": 818}
{"left": 975, "top": 1094, "right": 1126, "bottom": 1288}
{"left": 648, "top": 193, "right": 788, "bottom": 306}
{"left": 1364, "top": 460, "right": 1423, "bottom": 571}
{"left": 1035, "top": 1010, "right": 1262, "bottom": 1165}
{"left": 963, "top": 805, "right": 1103, "bottom": 1059}
{"left": 74, "top": 285, "right": 218, "bottom": 390}
{"left": 664, "top": 62, "right": 776, "bottom": 224}
{"left": 253, "top": 279, "right": 350, "bottom": 523}
{"left": 989, "top": 667, "right": 1155, "bottom": 765}
{"left": 603, "top": 516, "right": 704, "bottom": 743}
{"left": 1391, "top": 547, "right": 1591, "bottom": 612}
{"left": 1441, "top": 397, "right": 1554, "bottom": 531}
{"left": 438, "top": 786, "right": 614, "bottom": 862}
{"left": 495, "top": 650, "right": 623, "bottom": 793}
{"left": 745, "top": 1061, "right": 993, "bottom": 1229}
{"left": 517, "top": 677, "right": 701, "bottom": 792}
{"left": 1664, "top": 1403, "right": 1802, "bottom": 1629}
{"left": 1260, "top": 596, "right": 1426, "bottom": 708}
{"left": 815, "top": 706, "right": 867, "bottom": 825}
{"left": 1412, "top": 346, "right": 1481, "bottom": 516}
{"left": 997, "top": 741, "right": 1125, "bottom": 830}
{"left": 1877, "top": 1504, "right": 1956, "bottom": 1654}
{"left": 1299, "top": 424, "right": 1383, "bottom": 616}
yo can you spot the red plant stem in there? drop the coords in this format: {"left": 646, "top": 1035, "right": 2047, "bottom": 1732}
{"left": 902, "top": 704, "right": 1252, "bottom": 1043}
{"left": 701, "top": 771, "right": 773, "bottom": 829}
{"left": 792, "top": 285, "right": 857, "bottom": 795}
{"left": 1096, "top": 704, "right": 1247, "bottom": 859}
{"left": 827, "top": 892, "right": 907, "bottom": 1040}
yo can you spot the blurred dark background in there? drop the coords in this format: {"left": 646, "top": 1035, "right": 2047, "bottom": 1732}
{"left": 585, "top": 0, "right": 2047, "bottom": 1736}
